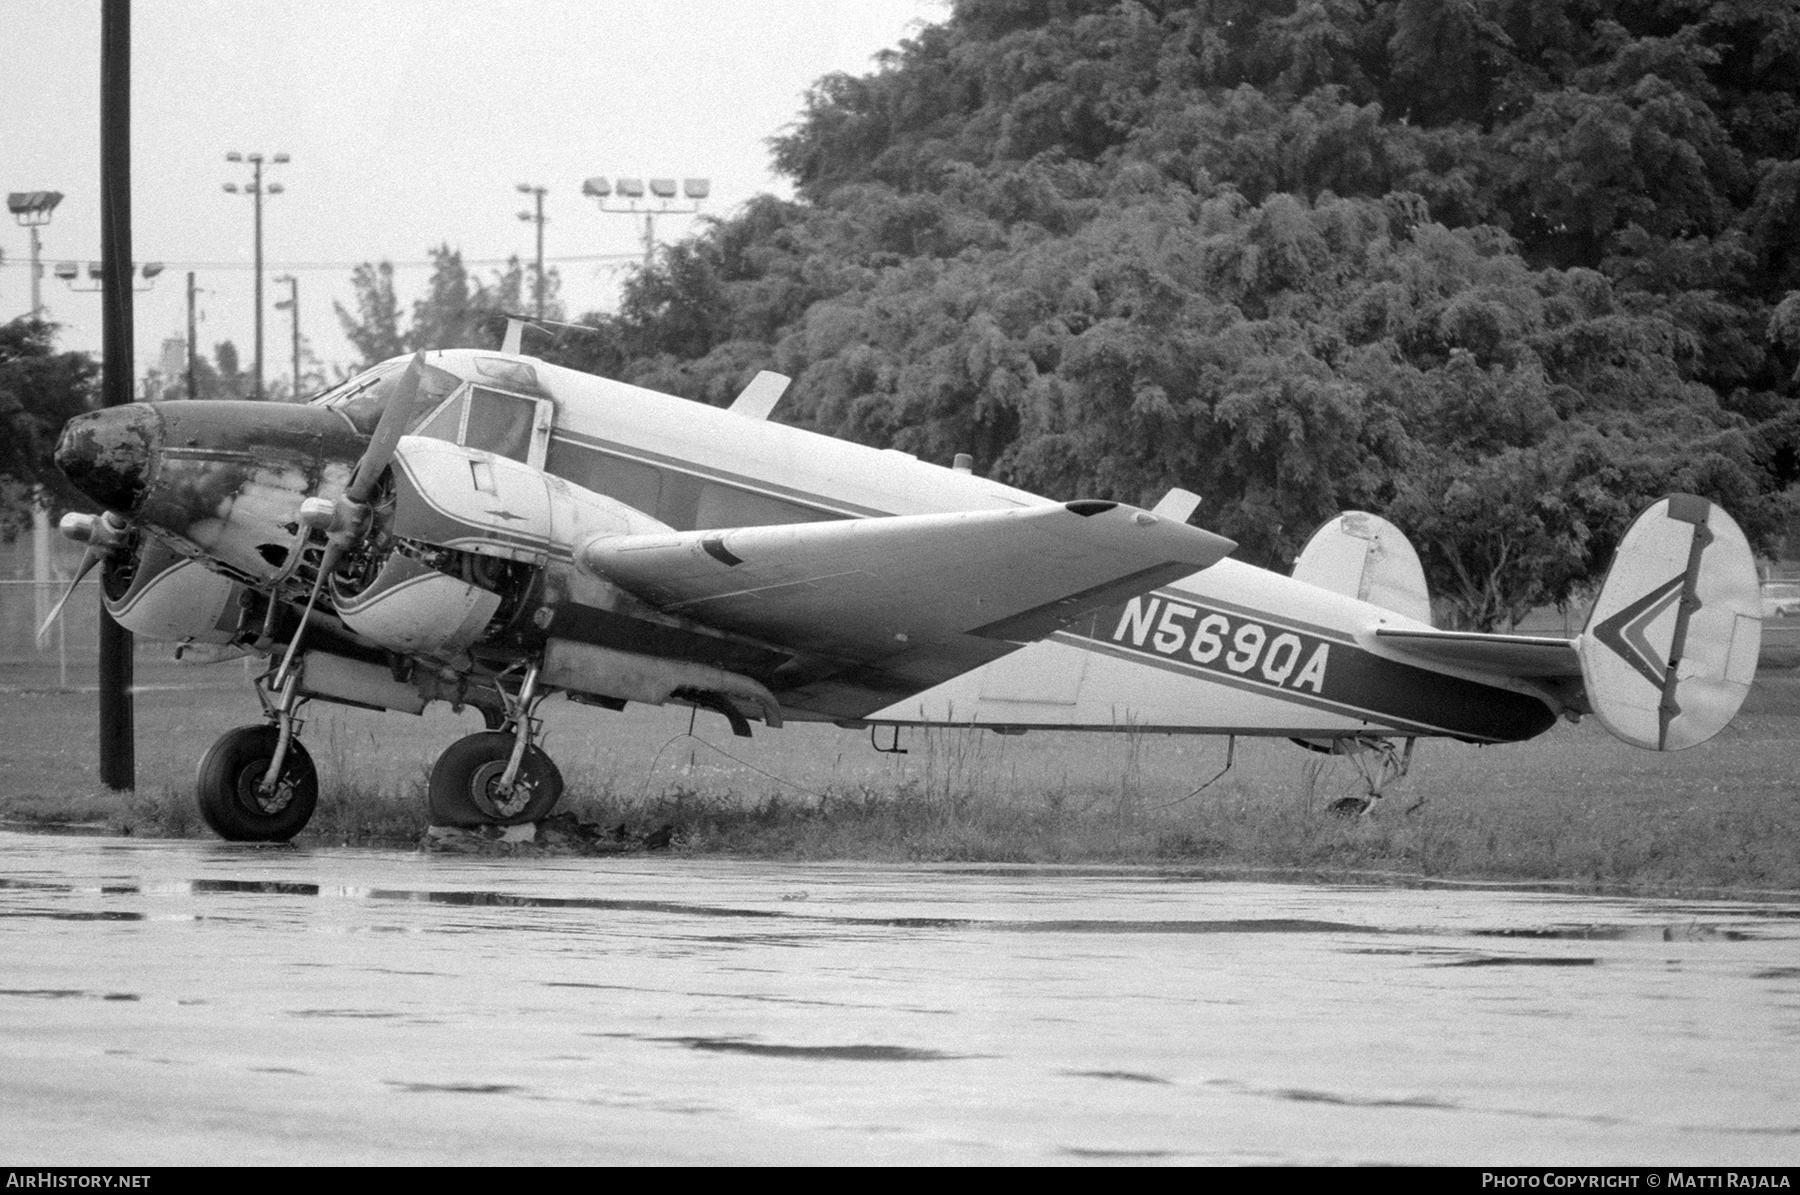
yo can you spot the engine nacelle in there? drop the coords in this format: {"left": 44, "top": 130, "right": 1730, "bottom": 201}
{"left": 333, "top": 551, "right": 505, "bottom": 658}
{"left": 104, "top": 538, "right": 246, "bottom": 645}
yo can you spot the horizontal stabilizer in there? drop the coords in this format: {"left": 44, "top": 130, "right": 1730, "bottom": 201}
{"left": 1375, "top": 628, "right": 1581, "bottom": 679}
{"left": 579, "top": 502, "right": 1236, "bottom": 673}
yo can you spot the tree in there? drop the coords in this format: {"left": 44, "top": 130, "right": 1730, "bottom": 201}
{"left": 551, "top": 0, "right": 1798, "bottom": 613}
{"left": 0, "top": 317, "right": 99, "bottom": 535}
{"left": 335, "top": 261, "right": 405, "bottom": 368}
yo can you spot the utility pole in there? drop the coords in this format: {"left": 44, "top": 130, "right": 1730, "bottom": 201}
{"left": 516, "top": 183, "right": 547, "bottom": 318}
{"left": 185, "top": 271, "right": 197, "bottom": 398}
{"left": 274, "top": 273, "right": 299, "bottom": 399}
{"left": 98, "top": 0, "right": 134, "bottom": 791}
{"left": 223, "top": 150, "right": 287, "bottom": 398}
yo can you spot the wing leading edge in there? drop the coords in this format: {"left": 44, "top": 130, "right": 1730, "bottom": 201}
{"left": 580, "top": 501, "right": 1236, "bottom": 686}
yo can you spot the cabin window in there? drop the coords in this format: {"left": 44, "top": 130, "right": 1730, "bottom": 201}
{"left": 544, "top": 439, "right": 664, "bottom": 516}
{"left": 462, "top": 388, "right": 537, "bottom": 463}
{"left": 693, "top": 481, "right": 827, "bottom": 529}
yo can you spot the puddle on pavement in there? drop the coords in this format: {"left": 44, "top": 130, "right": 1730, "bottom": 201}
{"left": 10, "top": 872, "right": 1793, "bottom": 949}
{"left": 0, "top": 989, "right": 138, "bottom": 1001}
{"left": 1437, "top": 956, "right": 1598, "bottom": 968}
{"left": 386, "top": 1081, "right": 523, "bottom": 1095}
{"left": 650, "top": 1037, "right": 964, "bottom": 1062}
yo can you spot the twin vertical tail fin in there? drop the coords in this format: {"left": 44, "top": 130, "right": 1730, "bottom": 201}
{"left": 1578, "top": 494, "right": 1762, "bottom": 751}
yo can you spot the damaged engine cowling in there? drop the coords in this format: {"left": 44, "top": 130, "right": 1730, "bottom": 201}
{"left": 104, "top": 535, "right": 247, "bottom": 645}
{"left": 327, "top": 439, "right": 550, "bottom": 659}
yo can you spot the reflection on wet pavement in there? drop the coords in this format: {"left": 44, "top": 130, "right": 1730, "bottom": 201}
{"left": 0, "top": 831, "right": 1797, "bottom": 1165}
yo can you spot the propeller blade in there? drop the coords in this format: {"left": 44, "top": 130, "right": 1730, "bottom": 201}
{"left": 34, "top": 547, "right": 105, "bottom": 649}
{"left": 346, "top": 351, "right": 426, "bottom": 506}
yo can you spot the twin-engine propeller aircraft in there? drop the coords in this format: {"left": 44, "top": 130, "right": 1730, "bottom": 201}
{"left": 44, "top": 323, "right": 1762, "bottom": 840}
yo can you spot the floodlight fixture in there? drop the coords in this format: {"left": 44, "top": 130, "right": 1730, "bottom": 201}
{"left": 54, "top": 261, "right": 78, "bottom": 280}
{"left": 87, "top": 262, "right": 102, "bottom": 281}
{"left": 8, "top": 191, "right": 64, "bottom": 224}
{"left": 584, "top": 172, "right": 710, "bottom": 267}
{"left": 225, "top": 151, "right": 243, "bottom": 162}
{"left": 267, "top": 183, "right": 284, "bottom": 194}
{"left": 272, "top": 153, "right": 290, "bottom": 164}
{"left": 223, "top": 183, "right": 239, "bottom": 193}
{"left": 141, "top": 262, "right": 164, "bottom": 280}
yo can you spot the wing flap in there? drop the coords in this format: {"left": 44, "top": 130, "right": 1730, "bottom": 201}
{"left": 580, "top": 502, "right": 1236, "bottom": 670}
{"left": 1375, "top": 628, "right": 1582, "bottom": 679}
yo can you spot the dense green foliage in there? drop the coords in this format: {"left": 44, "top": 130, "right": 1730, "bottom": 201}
{"left": 536, "top": 0, "right": 1799, "bottom": 629}
{"left": 0, "top": 317, "right": 100, "bottom": 534}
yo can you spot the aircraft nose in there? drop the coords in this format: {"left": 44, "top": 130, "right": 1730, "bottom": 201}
{"left": 56, "top": 404, "right": 165, "bottom": 514}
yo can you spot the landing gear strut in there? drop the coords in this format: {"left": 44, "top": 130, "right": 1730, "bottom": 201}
{"left": 197, "top": 648, "right": 322, "bottom": 842}
{"left": 428, "top": 659, "right": 564, "bottom": 827}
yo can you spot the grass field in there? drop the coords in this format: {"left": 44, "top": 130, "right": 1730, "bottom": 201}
{"left": 3, "top": 652, "right": 1798, "bottom": 896}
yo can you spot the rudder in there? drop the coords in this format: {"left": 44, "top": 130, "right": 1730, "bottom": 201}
{"left": 1577, "top": 494, "right": 1761, "bottom": 750}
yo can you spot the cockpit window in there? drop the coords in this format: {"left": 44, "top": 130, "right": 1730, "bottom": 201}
{"left": 309, "top": 358, "right": 409, "bottom": 433}
{"left": 463, "top": 388, "right": 537, "bottom": 463}
{"left": 412, "top": 392, "right": 464, "bottom": 442}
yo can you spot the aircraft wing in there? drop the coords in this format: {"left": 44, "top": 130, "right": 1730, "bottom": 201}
{"left": 1374, "top": 628, "right": 1582, "bottom": 679}
{"left": 580, "top": 502, "right": 1236, "bottom": 677}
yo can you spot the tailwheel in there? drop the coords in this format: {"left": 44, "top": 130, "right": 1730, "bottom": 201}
{"left": 197, "top": 725, "right": 319, "bottom": 842}
{"left": 428, "top": 731, "right": 564, "bottom": 827}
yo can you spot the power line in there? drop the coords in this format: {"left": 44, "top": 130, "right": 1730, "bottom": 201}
{"left": 0, "top": 251, "right": 645, "bottom": 272}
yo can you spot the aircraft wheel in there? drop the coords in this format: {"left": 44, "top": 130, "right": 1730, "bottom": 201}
{"left": 428, "top": 732, "right": 563, "bottom": 827}
{"left": 196, "top": 725, "right": 319, "bottom": 842}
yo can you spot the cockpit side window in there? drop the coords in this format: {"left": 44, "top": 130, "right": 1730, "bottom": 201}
{"left": 412, "top": 391, "right": 465, "bottom": 442}
{"left": 462, "top": 388, "right": 537, "bottom": 463}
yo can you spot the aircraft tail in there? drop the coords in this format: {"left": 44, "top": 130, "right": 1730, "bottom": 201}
{"left": 1577, "top": 494, "right": 1761, "bottom": 751}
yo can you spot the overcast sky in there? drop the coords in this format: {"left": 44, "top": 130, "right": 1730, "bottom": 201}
{"left": 1, "top": 0, "right": 945, "bottom": 388}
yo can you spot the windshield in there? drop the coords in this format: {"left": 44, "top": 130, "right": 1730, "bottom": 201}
{"left": 309, "top": 358, "right": 463, "bottom": 435}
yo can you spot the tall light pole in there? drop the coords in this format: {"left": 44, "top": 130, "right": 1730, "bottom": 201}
{"left": 8, "top": 191, "right": 64, "bottom": 317}
{"left": 223, "top": 150, "right": 287, "bottom": 399}
{"left": 583, "top": 175, "right": 709, "bottom": 268}
{"left": 516, "top": 183, "right": 547, "bottom": 319}
{"left": 273, "top": 273, "right": 299, "bottom": 399}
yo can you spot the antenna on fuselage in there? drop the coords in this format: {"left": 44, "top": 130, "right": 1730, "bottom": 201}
{"left": 499, "top": 312, "right": 609, "bottom": 356}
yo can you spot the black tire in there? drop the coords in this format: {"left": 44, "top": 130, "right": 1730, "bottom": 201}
{"left": 427, "top": 731, "right": 563, "bottom": 827}
{"left": 196, "top": 725, "right": 319, "bottom": 842}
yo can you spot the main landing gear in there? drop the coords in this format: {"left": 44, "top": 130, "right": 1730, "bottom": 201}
{"left": 195, "top": 650, "right": 566, "bottom": 841}
{"left": 428, "top": 659, "right": 564, "bottom": 828}
{"left": 197, "top": 665, "right": 319, "bottom": 842}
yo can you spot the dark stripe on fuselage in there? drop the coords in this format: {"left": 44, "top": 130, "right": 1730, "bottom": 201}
{"left": 550, "top": 428, "right": 891, "bottom": 519}
{"left": 1065, "top": 591, "right": 1556, "bottom": 743}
